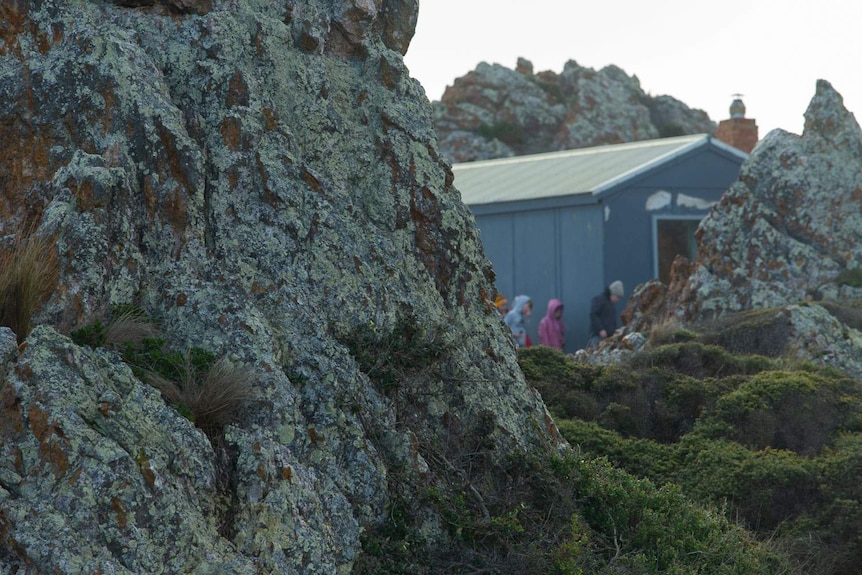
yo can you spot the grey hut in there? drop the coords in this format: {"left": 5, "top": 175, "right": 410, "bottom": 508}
{"left": 454, "top": 134, "right": 747, "bottom": 351}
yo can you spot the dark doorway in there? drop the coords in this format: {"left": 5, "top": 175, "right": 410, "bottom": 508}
{"left": 656, "top": 218, "right": 700, "bottom": 284}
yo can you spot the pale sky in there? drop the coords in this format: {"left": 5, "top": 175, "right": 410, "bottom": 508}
{"left": 404, "top": 0, "right": 862, "bottom": 138}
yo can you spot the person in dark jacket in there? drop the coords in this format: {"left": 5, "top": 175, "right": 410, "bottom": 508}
{"left": 588, "top": 281, "right": 623, "bottom": 348}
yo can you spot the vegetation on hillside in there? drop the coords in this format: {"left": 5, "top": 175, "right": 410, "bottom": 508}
{"left": 349, "top": 315, "right": 791, "bottom": 575}
{"left": 520, "top": 305, "right": 862, "bottom": 575}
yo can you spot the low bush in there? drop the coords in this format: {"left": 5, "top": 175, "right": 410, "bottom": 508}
{"left": 73, "top": 310, "right": 254, "bottom": 437}
{"left": 520, "top": 328, "right": 862, "bottom": 574}
{"left": 835, "top": 269, "right": 862, "bottom": 289}
{"left": 572, "top": 455, "right": 790, "bottom": 574}
{"left": 697, "top": 308, "right": 792, "bottom": 357}
{"left": 707, "top": 370, "right": 862, "bottom": 454}
{"left": 341, "top": 312, "right": 446, "bottom": 393}
{"left": 820, "top": 300, "right": 862, "bottom": 331}
{"left": 627, "top": 341, "right": 774, "bottom": 379}
{"left": 475, "top": 121, "right": 525, "bottom": 146}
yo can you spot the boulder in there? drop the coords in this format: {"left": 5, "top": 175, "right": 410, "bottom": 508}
{"left": 0, "top": 2, "right": 559, "bottom": 573}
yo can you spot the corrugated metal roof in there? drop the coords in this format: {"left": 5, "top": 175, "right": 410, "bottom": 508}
{"left": 453, "top": 134, "right": 730, "bottom": 206}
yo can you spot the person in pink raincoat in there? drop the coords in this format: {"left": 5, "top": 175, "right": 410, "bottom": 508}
{"left": 538, "top": 298, "right": 565, "bottom": 350}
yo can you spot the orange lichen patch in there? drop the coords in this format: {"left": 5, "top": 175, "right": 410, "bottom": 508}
{"left": 27, "top": 404, "right": 51, "bottom": 441}
{"left": 140, "top": 463, "right": 156, "bottom": 489}
{"left": 101, "top": 88, "right": 116, "bottom": 134}
{"left": 250, "top": 281, "right": 271, "bottom": 295}
{"left": 0, "top": 122, "right": 57, "bottom": 222}
{"left": 175, "top": 292, "right": 187, "bottom": 306}
{"left": 262, "top": 108, "right": 278, "bottom": 131}
{"left": 111, "top": 497, "right": 127, "bottom": 529}
{"left": 281, "top": 465, "right": 293, "bottom": 482}
{"left": 221, "top": 116, "right": 242, "bottom": 152}
{"left": 0, "top": 383, "right": 24, "bottom": 435}
{"left": 307, "top": 427, "right": 323, "bottom": 444}
{"left": 68, "top": 466, "right": 83, "bottom": 486}
{"left": 256, "top": 464, "right": 267, "bottom": 479}
{"left": 255, "top": 154, "right": 281, "bottom": 208}
{"left": 156, "top": 122, "right": 193, "bottom": 193}
{"left": 226, "top": 70, "right": 249, "bottom": 109}
{"left": 14, "top": 363, "right": 33, "bottom": 380}
{"left": 226, "top": 166, "right": 239, "bottom": 189}
{"left": 98, "top": 402, "right": 114, "bottom": 418}
{"left": 0, "top": 2, "right": 28, "bottom": 57}
{"left": 141, "top": 175, "right": 158, "bottom": 220}
{"left": 544, "top": 412, "right": 560, "bottom": 443}
{"left": 163, "top": 186, "right": 189, "bottom": 237}
{"left": 301, "top": 166, "right": 320, "bottom": 191}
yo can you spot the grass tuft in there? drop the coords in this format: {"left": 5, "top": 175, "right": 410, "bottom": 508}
{"left": 146, "top": 355, "right": 256, "bottom": 436}
{"left": 0, "top": 227, "right": 59, "bottom": 342}
{"left": 103, "top": 307, "right": 162, "bottom": 351}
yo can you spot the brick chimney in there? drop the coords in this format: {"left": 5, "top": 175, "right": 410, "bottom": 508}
{"left": 715, "top": 95, "right": 758, "bottom": 153}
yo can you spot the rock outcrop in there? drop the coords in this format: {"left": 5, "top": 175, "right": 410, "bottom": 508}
{"left": 615, "top": 80, "right": 862, "bottom": 378}
{"left": 433, "top": 58, "right": 715, "bottom": 163}
{"left": 0, "top": 2, "right": 558, "bottom": 573}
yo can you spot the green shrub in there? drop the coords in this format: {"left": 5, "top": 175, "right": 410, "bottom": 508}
{"left": 71, "top": 304, "right": 160, "bottom": 350}
{"left": 573, "top": 455, "right": 791, "bottom": 573}
{"left": 672, "top": 435, "right": 820, "bottom": 532}
{"left": 708, "top": 370, "right": 862, "bottom": 453}
{"left": 697, "top": 308, "right": 792, "bottom": 357}
{"left": 835, "top": 269, "right": 862, "bottom": 288}
{"left": 518, "top": 347, "right": 602, "bottom": 420}
{"left": 73, "top": 311, "right": 254, "bottom": 437}
{"left": 476, "top": 121, "right": 525, "bottom": 146}
{"left": 627, "top": 341, "right": 774, "bottom": 379}
{"left": 820, "top": 300, "right": 862, "bottom": 331}
{"left": 557, "top": 419, "right": 675, "bottom": 479}
{"left": 341, "top": 312, "right": 445, "bottom": 393}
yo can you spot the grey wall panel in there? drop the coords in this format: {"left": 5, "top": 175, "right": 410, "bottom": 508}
{"left": 558, "top": 205, "right": 605, "bottom": 351}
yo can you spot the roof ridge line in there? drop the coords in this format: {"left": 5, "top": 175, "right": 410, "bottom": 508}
{"left": 452, "top": 134, "right": 709, "bottom": 171}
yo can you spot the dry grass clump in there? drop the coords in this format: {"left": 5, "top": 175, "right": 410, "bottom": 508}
{"left": 647, "top": 316, "right": 695, "bottom": 347}
{"left": 0, "top": 227, "right": 59, "bottom": 342}
{"left": 102, "top": 308, "right": 162, "bottom": 350}
{"left": 146, "top": 356, "right": 256, "bottom": 435}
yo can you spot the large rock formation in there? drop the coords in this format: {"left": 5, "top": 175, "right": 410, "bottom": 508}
{"left": 617, "top": 80, "right": 862, "bottom": 378}
{"left": 433, "top": 58, "right": 715, "bottom": 163}
{"left": 0, "top": 2, "right": 560, "bottom": 573}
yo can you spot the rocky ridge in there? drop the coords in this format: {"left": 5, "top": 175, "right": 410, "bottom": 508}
{"left": 432, "top": 57, "right": 716, "bottom": 163}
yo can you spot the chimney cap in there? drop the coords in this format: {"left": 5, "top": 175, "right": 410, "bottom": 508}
{"left": 730, "top": 94, "right": 746, "bottom": 119}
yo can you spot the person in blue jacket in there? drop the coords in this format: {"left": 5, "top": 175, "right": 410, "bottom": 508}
{"left": 504, "top": 295, "right": 533, "bottom": 347}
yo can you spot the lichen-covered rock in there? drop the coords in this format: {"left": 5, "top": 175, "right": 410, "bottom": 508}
{"left": 677, "top": 80, "right": 862, "bottom": 319}
{"left": 433, "top": 58, "right": 715, "bottom": 163}
{"left": 606, "top": 81, "right": 862, "bottom": 376}
{"left": 0, "top": 2, "right": 559, "bottom": 573}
